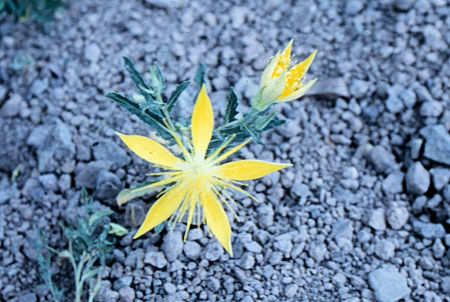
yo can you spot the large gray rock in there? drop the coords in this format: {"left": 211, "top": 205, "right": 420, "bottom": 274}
{"left": 95, "top": 170, "right": 121, "bottom": 200}
{"left": 75, "top": 161, "right": 112, "bottom": 189}
{"left": 386, "top": 206, "right": 409, "bottom": 230}
{"left": 369, "top": 266, "right": 410, "bottom": 302}
{"left": 382, "top": 171, "right": 404, "bottom": 194}
{"left": 93, "top": 140, "right": 130, "bottom": 168}
{"left": 430, "top": 167, "right": 450, "bottom": 191}
{"left": 375, "top": 239, "right": 395, "bottom": 260}
{"left": 368, "top": 208, "right": 386, "bottom": 231}
{"left": 183, "top": 241, "right": 202, "bottom": 259}
{"left": 368, "top": 146, "right": 397, "bottom": 174}
{"left": 420, "top": 100, "right": 443, "bottom": 117}
{"left": 161, "top": 231, "right": 183, "bottom": 262}
{"left": 412, "top": 220, "right": 446, "bottom": 239}
{"left": 143, "top": 251, "right": 167, "bottom": 269}
{"left": 1, "top": 94, "right": 22, "bottom": 117}
{"left": 406, "top": 162, "right": 430, "bottom": 195}
{"left": 27, "top": 120, "right": 76, "bottom": 172}
{"left": 420, "top": 125, "right": 450, "bottom": 165}
{"left": 394, "top": 0, "right": 415, "bottom": 11}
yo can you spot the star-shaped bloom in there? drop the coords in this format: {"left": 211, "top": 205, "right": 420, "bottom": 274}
{"left": 252, "top": 40, "right": 317, "bottom": 111}
{"left": 117, "top": 85, "right": 290, "bottom": 256}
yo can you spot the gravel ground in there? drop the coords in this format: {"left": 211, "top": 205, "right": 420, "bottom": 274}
{"left": 1, "top": 0, "right": 449, "bottom": 301}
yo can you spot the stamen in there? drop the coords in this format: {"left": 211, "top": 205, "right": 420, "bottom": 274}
{"left": 215, "top": 179, "right": 258, "bottom": 201}
{"left": 211, "top": 139, "right": 251, "bottom": 165}
{"left": 162, "top": 119, "right": 192, "bottom": 161}
{"left": 206, "top": 134, "right": 236, "bottom": 163}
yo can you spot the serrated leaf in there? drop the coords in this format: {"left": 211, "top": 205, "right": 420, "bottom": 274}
{"left": 223, "top": 88, "right": 238, "bottom": 124}
{"left": 106, "top": 92, "right": 172, "bottom": 141}
{"left": 123, "top": 57, "right": 155, "bottom": 103}
{"left": 124, "top": 56, "right": 149, "bottom": 90}
{"left": 262, "top": 118, "right": 285, "bottom": 131}
{"left": 254, "top": 112, "right": 277, "bottom": 130}
{"left": 194, "top": 63, "right": 206, "bottom": 87}
{"left": 116, "top": 180, "right": 162, "bottom": 206}
{"left": 167, "top": 81, "right": 189, "bottom": 112}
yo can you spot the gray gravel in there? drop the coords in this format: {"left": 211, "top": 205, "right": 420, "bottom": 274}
{"left": 0, "top": 0, "right": 449, "bottom": 301}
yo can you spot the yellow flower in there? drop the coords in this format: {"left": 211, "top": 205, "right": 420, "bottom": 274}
{"left": 117, "top": 85, "right": 291, "bottom": 256}
{"left": 252, "top": 40, "right": 317, "bottom": 111}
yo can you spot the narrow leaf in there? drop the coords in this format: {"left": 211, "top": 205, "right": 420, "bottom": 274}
{"left": 88, "top": 209, "right": 113, "bottom": 227}
{"left": 194, "top": 63, "right": 206, "bottom": 87}
{"left": 262, "top": 118, "right": 285, "bottom": 131}
{"left": 123, "top": 56, "right": 149, "bottom": 90}
{"left": 254, "top": 112, "right": 277, "bottom": 130}
{"left": 82, "top": 268, "right": 101, "bottom": 281}
{"left": 154, "top": 222, "right": 166, "bottom": 234}
{"left": 116, "top": 180, "right": 163, "bottom": 206}
{"left": 223, "top": 88, "right": 239, "bottom": 124}
{"left": 107, "top": 92, "right": 172, "bottom": 141}
{"left": 167, "top": 81, "right": 190, "bottom": 112}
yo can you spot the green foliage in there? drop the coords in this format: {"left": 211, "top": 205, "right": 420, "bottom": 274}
{"left": 107, "top": 57, "right": 286, "bottom": 153}
{"left": 35, "top": 189, "right": 128, "bottom": 302}
{"left": 0, "top": 0, "right": 66, "bottom": 24}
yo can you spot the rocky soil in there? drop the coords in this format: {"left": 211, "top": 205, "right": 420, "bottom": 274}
{"left": 0, "top": 0, "right": 449, "bottom": 301}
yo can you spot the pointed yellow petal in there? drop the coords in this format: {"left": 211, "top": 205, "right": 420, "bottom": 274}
{"left": 116, "top": 132, "right": 183, "bottom": 168}
{"left": 277, "top": 78, "right": 317, "bottom": 103}
{"left": 287, "top": 50, "right": 317, "bottom": 83}
{"left": 215, "top": 160, "right": 291, "bottom": 180}
{"left": 200, "top": 187, "right": 232, "bottom": 256}
{"left": 191, "top": 85, "right": 213, "bottom": 159}
{"left": 134, "top": 185, "right": 186, "bottom": 239}
{"left": 271, "top": 39, "right": 293, "bottom": 79}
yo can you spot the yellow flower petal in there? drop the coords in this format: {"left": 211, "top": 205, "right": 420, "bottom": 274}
{"left": 271, "top": 39, "right": 293, "bottom": 79}
{"left": 200, "top": 187, "right": 232, "bottom": 256}
{"left": 288, "top": 50, "right": 317, "bottom": 81}
{"left": 191, "top": 85, "right": 213, "bottom": 159}
{"left": 215, "top": 160, "right": 291, "bottom": 180}
{"left": 260, "top": 51, "right": 281, "bottom": 87}
{"left": 280, "top": 49, "right": 317, "bottom": 97}
{"left": 277, "top": 78, "right": 317, "bottom": 103}
{"left": 134, "top": 184, "right": 186, "bottom": 239}
{"left": 116, "top": 132, "right": 183, "bottom": 168}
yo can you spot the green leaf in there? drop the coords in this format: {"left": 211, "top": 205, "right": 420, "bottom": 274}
{"left": 116, "top": 180, "right": 163, "bottom": 206}
{"left": 123, "top": 57, "right": 155, "bottom": 103}
{"left": 262, "top": 118, "right": 285, "bottom": 131}
{"left": 106, "top": 92, "right": 172, "bottom": 141}
{"left": 58, "top": 250, "right": 71, "bottom": 259}
{"left": 0, "top": 1, "right": 5, "bottom": 12}
{"left": 254, "top": 112, "right": 277, "bottom": 130}
{"left": 244, "top": 125, "right": 262, "bottom": 144}
{"left": 150, "top": 64, "right": 165, "bottom": 92}
{"left": 88, "top": 209, "right": 114, "bottom": 227}
{"left": 154, "top": 221, "right": 166, "bottom": 234}
{"left": 223, "top": 88, "right": 238, "bottom": 124}
{"left": 124, "top": 56, "right": 149, "bottom": 90}
{"left": 194, "top": 63, "right": 206, "bottom": 87}
{"left": 108, "top": 223, "right": 129, "bottom": 236}
{"left": 82, "top": 268, "right": 101, "bottom": 281}
{"left": 167, "top": 81, "right": 189, "bottom": 112}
